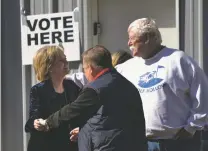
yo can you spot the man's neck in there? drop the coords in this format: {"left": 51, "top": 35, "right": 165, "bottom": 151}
{"left": 142, "top": 45, "right": 165, "bottom": 59}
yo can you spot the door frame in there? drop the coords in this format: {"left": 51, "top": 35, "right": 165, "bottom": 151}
{"left": 92, "top": 0, "right": 99, "bottom": 46}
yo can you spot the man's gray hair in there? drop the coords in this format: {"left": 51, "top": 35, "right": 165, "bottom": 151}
{"left": 128, "top": 18, "right": 162, "bottom": 45}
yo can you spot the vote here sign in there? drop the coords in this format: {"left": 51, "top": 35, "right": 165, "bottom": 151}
{"left": 21, "top": 12, "right": 80, "bottom": 65}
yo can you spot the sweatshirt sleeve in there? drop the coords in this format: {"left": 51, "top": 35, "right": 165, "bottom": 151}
{"left": 115, "top": 64, "right": 124, "bottom": 74}
{"left": 180, "top": 55, "right": 208, "bottom": 134}
{"left": 65, "top": 72, "right": 88, "bottom": 88}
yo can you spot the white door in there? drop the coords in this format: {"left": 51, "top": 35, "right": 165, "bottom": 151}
{"left": 96, "top": 0, "right": 179, "bottom": 52}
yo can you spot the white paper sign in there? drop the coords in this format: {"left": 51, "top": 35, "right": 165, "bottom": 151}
{"left": 21, "top": 12, "right": 80, "bottom": 65}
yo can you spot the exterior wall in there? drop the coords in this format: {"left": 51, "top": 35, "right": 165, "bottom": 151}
{"left": 97, "top": 0, "right": 179, "bottom": 52}
{"left": 2, "top": 0, "right": 23, "bottom": 151}
{"left": 184, "top": 0, "right": 204, "bottom": 69}
{"left": 0, "top": 0, "right": 1, "bottom": 150}
{"left": 0, "top": 0, "right": 207, "bottom": 151}
{"left": 203, "top": 0, "right": 208, "bottom": 75}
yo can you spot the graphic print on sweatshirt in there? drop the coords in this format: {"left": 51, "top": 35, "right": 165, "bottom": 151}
{"left": 138, "top": 65, "right": 165, "bottom": 93}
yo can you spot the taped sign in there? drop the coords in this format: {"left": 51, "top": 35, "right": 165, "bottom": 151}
{"left": 26, "top": 16, "right": 74, "bottom": 45}
{"left": 21, "top": 12, "right": 80, "bottom": 65}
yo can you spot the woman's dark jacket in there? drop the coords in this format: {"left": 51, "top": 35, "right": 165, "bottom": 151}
{"left": 25, "top": 79, "right": 81, "bottom": 151}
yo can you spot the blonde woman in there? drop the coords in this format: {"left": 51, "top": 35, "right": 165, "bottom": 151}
{"left": 25, "top": 45, "right": 80, "bottom": 151}
{"left": 111, "top": 50, "right": 132, "bottom": 67}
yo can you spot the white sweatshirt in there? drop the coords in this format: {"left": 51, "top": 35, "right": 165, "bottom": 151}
{"left": 116, "top": 47, "right": 208, "bottom": 139}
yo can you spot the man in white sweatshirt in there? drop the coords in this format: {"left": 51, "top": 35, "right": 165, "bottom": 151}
{"left": 116, "top": 18, "right": 208, "bottom": 151}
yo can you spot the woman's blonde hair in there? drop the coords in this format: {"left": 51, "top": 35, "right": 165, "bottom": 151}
{"left": 111, "top": 50, "right": 132, "bottom": 67}
{"left": 33, "top": 45, "right": 64, "bottom": 82}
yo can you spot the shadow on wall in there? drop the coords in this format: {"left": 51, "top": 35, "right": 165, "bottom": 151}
{"left": 98, "top": 0, "right": 176, "bottom": 51}
{"left": 98, "top": 0, "right": 176, "bottom": 28}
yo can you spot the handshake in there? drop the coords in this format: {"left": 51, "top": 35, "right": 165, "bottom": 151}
{"left": 34, "top": 118, "right": 49, "bottom": 131}
{"left": 33, "top": 118, "right": 79, "bottom": 141}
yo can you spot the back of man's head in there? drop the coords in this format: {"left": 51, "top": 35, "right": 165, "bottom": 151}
{"left": 82, "top": 45, "right": 113, "bottom": 69}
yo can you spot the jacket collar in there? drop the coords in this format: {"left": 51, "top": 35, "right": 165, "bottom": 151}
{"left": 92, "top": 68, "right": 110, "bottom": 81}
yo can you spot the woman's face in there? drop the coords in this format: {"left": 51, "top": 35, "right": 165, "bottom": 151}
{"left": 50, "top": 52, "right": 69, "bottom": 78}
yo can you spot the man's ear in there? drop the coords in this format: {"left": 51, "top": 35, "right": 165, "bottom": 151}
{"left": 144, "top": 39, "right": 150, "bottom": 44}
{"left": 90, "top": 64, "right": 100, "bottom": 77}
{"left": 89, "top": 64, "right": 94, "bottom": 74}
{"left": 140, "top": 34, "right": 150, "bottom": 45}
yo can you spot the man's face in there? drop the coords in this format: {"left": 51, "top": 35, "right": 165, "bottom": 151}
{"left": 128, "top": 29, "right": 144, "bottom": 57}
{"left": 83, "top": 61, "right": 94, "bottom": 82}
